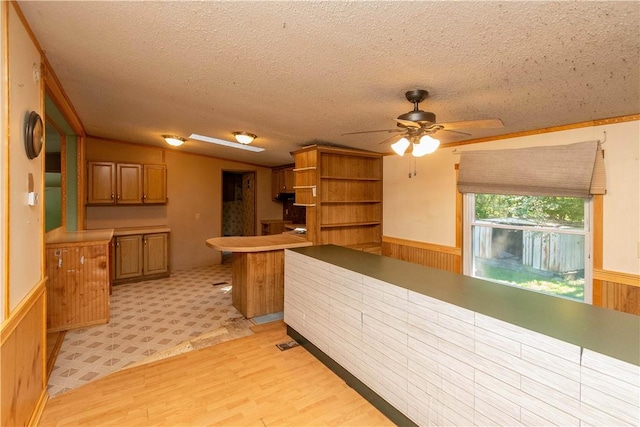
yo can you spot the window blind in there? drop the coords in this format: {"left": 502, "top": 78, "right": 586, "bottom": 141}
{"left": 457, "top": 140, "right": 605, "bottom": 197}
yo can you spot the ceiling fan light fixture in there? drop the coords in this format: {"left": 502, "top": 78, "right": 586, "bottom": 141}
{"left": 415, "top": 134, "right": 440, "bottom": 155}
{"left": 233, "top": 132, "right": 257, "bottom": 144}
{"left": 162, "top": 135, "right": 185, "bottom": 147}
{"left": 391, "top": 137, "right": 410, "bottom": 156}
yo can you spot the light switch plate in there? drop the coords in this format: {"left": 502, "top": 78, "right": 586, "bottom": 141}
{"left": 27, "top": 192, "right": 38, "bottom": 206}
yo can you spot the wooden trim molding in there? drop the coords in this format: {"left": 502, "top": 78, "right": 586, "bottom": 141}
{"left": 592, "top": 194, "right": 604, "bottom": 306}
{"left": 43, "top": 64, "right": 86, "bottom": 137}
{"left": 2, "top": 0, "right": 9, "bottom": 320}
{"left": 594, "top": 269, "right": 640, "bottom": 288}
{"left": 28, "top": 390, "right": 48, "bottom": 427}
{"left": 382, "top": 236, "right": 460, "bottom": 256}
{"left": 440, "top": 114, "right": 640, "bottom": 149}
{"left": 0, "top": 277, "right": 46, "bottom": 345}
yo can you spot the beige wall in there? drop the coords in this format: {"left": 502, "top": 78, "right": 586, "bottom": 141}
{"left": 0, "top": 1, "right": 5, "bottom": 322}
{"left": 1, "top": 4, "right": 47, "bottom": 426}
{"left": 7, "top": 4, "right": 43, "bottom": 310}
{"left": 383, "top": 120, "right": 640, "bottom": 275}
{"left": 84, "top": 138, "right": 282, "bottom": 270}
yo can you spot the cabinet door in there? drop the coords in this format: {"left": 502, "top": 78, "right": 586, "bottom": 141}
{"left": 87, "top": 161, "right": 116, "bottom": 204}
{"left": 144, "top": 233, "right": 169, "bottom": 275}
{"left": 283, "top": 168, "right": 295, "bottom": 191}
{"left": 271, "top": 169, "right": 283, "bottom": 200}
{"left": 115, "top": 235, "right": 143, "bottom": 279}
{"left": 143, "top": 164, "right": 167, "bottom": 204}
{"left": 117, "top": 163, "right": 143, "bottom": 204}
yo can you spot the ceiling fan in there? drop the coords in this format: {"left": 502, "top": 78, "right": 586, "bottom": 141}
{"left": 343, "top": 89, "right": 504, "bottom": 157}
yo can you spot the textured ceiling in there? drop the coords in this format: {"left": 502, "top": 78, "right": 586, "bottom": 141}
{"left": 18, "top": 1, "right": 640, "bottom": 167}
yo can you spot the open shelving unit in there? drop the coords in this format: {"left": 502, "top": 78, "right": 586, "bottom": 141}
{"left": 292, "top": 145, "right": 382, "bottom": 254}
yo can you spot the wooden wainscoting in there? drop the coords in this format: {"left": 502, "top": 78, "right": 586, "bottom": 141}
{"left": 0, "top": 279, "right": 48, "bottom": 426}
{"left": 594, "top": 269, "right": 640, "bottom": 315}
{"left": 381, "top": 236, "right": 461, "bottom": 273}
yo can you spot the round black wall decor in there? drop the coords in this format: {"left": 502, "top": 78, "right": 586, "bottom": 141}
{"left": 24, "top": 111, "right": 44, "bottom": 159}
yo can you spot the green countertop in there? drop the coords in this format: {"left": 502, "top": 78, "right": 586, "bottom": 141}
{"left": 289, "top": 245, "right": 640, "bottom": 366}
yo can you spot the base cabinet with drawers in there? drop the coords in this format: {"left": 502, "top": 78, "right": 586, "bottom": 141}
{"left": 113, "top": 229, "right": 170, "bottom": 284}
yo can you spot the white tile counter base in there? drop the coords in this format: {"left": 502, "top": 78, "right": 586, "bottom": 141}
{"left": 284, "top": 250, "right": 640, "bottom": 427}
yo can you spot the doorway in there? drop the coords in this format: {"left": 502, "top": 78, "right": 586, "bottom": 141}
{"left": 44, "top": 94, "right": 79, "bottom": 232}
{"left": 222, "top": 171, "right": 256, "bottom": 237}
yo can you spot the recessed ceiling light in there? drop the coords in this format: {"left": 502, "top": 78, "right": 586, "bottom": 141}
{"left": 189, "top": 133, "right": 265, "bottom": 152}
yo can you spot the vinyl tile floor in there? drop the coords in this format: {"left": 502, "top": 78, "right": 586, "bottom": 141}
{"left": 48, "top": 261, "right": 255, "bottom": 397}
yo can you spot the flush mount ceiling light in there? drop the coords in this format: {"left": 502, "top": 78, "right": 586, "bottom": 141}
{"left": 233, "top": 131, "right": 257, "bottom": 144}
{"left": 162, "top": 135, "right": 185, "bottom": 147}
{"left": 189, "top": 133, "right": 265, "bottom": 152}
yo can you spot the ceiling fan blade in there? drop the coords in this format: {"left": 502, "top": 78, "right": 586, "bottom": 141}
{"left": 377, "top": 133, "right": 403, "bottom": 145}
{"left": 439, "top": 118, "right": 504, "bottom": 130}
{"left": 442, "top": 129, "right": 472, "bottom": 136}
{"left": 395, "top": 118, "right": 421, "bottom": 128}
{"left": 341, "top": 128, "right": 404, "bottom": 136}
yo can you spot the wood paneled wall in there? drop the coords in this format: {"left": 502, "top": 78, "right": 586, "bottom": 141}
{"left": 383, "top": 235, "right": 640, "bottom": 316}
{"left": 594, "top": 269, "right": 640, "bottom": 315}
{"left": 0, "top": 282, "right": 48, "bottom": 426}
{"left": 601, "top": 281, "right": 640, "bottom": 315}
{"left": 382, "top": 236, "right": 461, "bottom": 274}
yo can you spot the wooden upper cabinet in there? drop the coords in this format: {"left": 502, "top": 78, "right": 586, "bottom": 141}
{"left": 271, "top": 165, "right": 295, "bottom": 200}
{"left": 87, "top": 161, "right": 116, "bottom": 204}
{"left": 283, "top": 168, "right": 294, "bottom": 192}
{"left": 87, "top": 161, "right": 167, "bottom": 205}
{"left": 143, "top": 164, "right": 167, "bottom": 204}
{"left": 117, "top": 163, "right": 143, "bottom": 204}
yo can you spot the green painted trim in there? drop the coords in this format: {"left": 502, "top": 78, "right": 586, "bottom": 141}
{"left": 287, "top": 325, "right": 417, "bottom": 427}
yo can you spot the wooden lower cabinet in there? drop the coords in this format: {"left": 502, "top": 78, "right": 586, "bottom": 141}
{"left": 115, "top": 234, "right": 143, "bottom": 279}
{"left": 144, "top": 233, "right": 169, "bottom": 276}
{"left": 46, "top": 241, "right": 110, "bottom": 332}
{"left": 113, "top": 232, "right": 169, "bottom": 284}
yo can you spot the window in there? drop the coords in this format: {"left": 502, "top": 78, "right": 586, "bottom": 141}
{"left": 463, "top": 194, "right": 592, "bottom": 303}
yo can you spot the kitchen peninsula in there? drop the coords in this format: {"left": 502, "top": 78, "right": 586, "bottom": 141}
{"left": 284, "top": 245, "right": 640, "bottom": 426}
{"left": 206, "top": 233, "right": 311, "bottom": 318}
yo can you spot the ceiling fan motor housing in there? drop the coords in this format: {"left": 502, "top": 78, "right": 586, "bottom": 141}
{"left": 397, "top": 110, "right": 436, "bottom": 123}
{"left": 398, "top": 89, "right": 436, "bottom": 123}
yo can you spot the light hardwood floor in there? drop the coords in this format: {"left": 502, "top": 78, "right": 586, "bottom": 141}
{"left": 39, "top": 321, "right": 393, "bottom": 426}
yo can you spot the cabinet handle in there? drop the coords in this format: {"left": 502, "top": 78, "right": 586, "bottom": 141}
{"left": 111, "top": 193, "right": 115, "bottom": 199}
{"left": 143, "top": 193, "right": 147, "bottom": 199}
